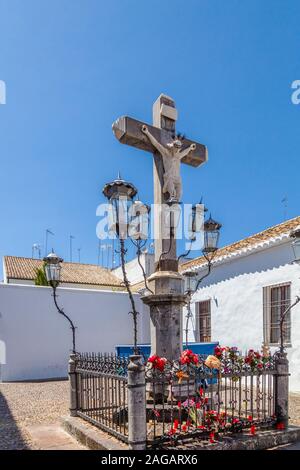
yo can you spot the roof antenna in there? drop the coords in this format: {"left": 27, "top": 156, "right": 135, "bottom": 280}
{"left": 281, "top": 196, "right": 288, "bottom": 220}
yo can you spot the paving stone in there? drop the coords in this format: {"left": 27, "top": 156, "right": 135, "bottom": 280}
{"left": 26, "top": 424, "right": 86, "bottom": 450}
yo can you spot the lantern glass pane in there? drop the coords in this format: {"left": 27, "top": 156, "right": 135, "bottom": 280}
{"left": 204, "top": 230, "right": 219, "bottom": 251}
{"left": 292, "top": 238, "right": 300, "bottom": 262}
{"left": 184, "top": 274, "right": 197, "bottom": 292}
{"left": 45, "top": 263, "right": 61, "bottom": 283}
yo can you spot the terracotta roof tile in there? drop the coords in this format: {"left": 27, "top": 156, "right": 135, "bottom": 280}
{"left": 180, "top": 216, "right": 300, "bottom": 272}
{"left": 4, "top": 256, "right": 124, "bottom": 288}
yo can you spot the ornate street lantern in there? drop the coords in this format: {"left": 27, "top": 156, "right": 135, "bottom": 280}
{"left": 128, "top": 200, "right": 151, "bottom": 241}
{"left": 203, "top": 214, "right": 222, "bottom": 255}
{"left": 43, "top": 251, "right": 63, "bottom": 288}
{"left": 184, "top": 270, "right": 198, "bottom": 293}
{"left": 102, "top": 174, "right": 140, "bottom": 353}
{"left": 102, "top": 173, "right": 137, "bottom": 238}
{"left": 43, "top": 251, "right": 76, "bottom": 353}
{"left": 190, "top": 202, "right": 207, "bottom": 237}
{"left": 290, "top": 227, "right": 300, "bottom": 262}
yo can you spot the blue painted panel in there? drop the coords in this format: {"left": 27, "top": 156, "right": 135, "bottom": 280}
{"left": 115, "top": 342, "right": 218, "bottom": 359}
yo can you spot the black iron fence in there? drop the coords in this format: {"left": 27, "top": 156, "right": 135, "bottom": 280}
{"left": 70, "top": 349, "right": 287, "bottom": 449}
{"left": 74, "top": 353, "right": 129, "bottom": 443}
{"left": 145, "top": 350, "right": 277, "bottom": 447}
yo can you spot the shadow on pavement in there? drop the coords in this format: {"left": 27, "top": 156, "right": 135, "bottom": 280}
{"left": 0, "top": 390, "right": 29, "bottom": 450}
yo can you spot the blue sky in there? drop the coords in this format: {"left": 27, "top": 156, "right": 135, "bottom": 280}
{"left": 0, "top": 0, "right": 300, "bottom": 275}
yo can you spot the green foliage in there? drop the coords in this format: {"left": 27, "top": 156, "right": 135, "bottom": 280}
{"left": 34, "top": 263, "right": 48, "bottom": 286}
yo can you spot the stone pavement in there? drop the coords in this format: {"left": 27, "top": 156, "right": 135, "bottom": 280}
{"left": 271, "top": 441, "right": 300, "bottom": 450}
{"left": 26, "top": 424, "right": 86, "bottom": 450}
{"left": 0, "top": 380, "right": 85, "bottom": 450}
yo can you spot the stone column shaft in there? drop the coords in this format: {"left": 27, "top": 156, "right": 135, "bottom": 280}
{"left": 68, "top": 353, "right": 77, "bottom": 417}
{"left": 127, "top": 355, "right": 147, "bottom": 450}
{"left": 274, "top": 351, "right": 289, "bottom": 428}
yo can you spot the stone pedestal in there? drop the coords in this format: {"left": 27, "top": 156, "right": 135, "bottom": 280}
{"left": 274, "top": 351, "right": 290, "bottom": 428}
{"left": 127, "top": 355, "right": 147, "bottom": 450}
{"left": 142, "top": 270, "right": 186, "bottom": 361}
{"left": 68, "top": 353, "right": 77, "bottom": 417}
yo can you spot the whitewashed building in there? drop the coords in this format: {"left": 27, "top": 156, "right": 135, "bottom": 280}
{"left": 180, "top": 216, "right": 300, "bottom": 391}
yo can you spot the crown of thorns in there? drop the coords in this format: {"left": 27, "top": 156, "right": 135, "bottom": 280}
{"left": 172, "top": 132, "right": 185, "bottom": 141}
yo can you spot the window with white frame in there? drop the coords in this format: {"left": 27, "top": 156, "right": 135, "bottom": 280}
{"left": 196, "top": 300, "right": 211, "bottom": 343}
{"left": 263, "top": 283, "right": 291, "bottom": 346}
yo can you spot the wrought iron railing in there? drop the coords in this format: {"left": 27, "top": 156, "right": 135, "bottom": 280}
{"left": 145, "top": 351, "right": 277, "bottom": 448}
{"left": 71, "top": 350, "right": 282, "bottom": 449}
{"left": 74, "top": 353, "right": 129, "bottom": 443}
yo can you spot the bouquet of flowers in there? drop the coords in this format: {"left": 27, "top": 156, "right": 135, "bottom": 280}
{"left": 148, "top": 354, "right": 167, "bottom": 372}
{"left": 180, "top": 349, "right": 199, "bottom": 366}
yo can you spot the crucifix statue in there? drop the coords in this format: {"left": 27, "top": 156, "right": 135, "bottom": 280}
{"left": 112, "top": 94, "right": 207, "bottom": 361}
{"left": 141, "top": 125, "right": 196, "bottom": 202}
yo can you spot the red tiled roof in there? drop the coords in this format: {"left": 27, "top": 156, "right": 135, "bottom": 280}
{"left": 180, "top": 216, "right": 300, "bottom": 272}
{"left": 4, "top": 256, "right": 123, "bottom": 288}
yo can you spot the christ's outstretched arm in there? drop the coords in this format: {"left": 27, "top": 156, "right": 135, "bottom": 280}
{"left": 179, "top": 143, "right": 196, "bottom": 160}
{"left": 141, "top": 125, "right": 167, "bottom": 157}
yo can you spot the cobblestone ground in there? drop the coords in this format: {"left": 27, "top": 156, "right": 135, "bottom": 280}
{"left": 289, "top": 393, "right": 300, "bottom": 426}
{"left": 0, "top": 380, "right": 69, "bottom": 450}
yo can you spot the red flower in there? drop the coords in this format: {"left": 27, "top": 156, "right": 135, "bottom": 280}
{"left": 182, "top": 424, "right": 187, "bottom": 432}
{"left": 173, "top": 419, "right": 179, "bottom": 430}
{"left": 199, "top": 387, "right": 204, "bottom": 396}
{"left": 276, "top": 422, "right": 285, "bottom": 430}
{"left": 214, "top": 346, "right": 223, "bottom": 357}
{"left": 197, "top": 425, "right": 206, "bottom": 429}
{"left": 250, "top": 425, "right": 256, "bottom": 435}
{"left": 209, "top": 432, "right": 215, "bottom": 443}
{"left": 180, "top": 349, "right": 199, "bottom": 365}
{"left": 248, "top": 415, "right": 253, "bottom": 422}
{"left": 168, "top": 427, "right": 176, "bottom": 436}
{"left": 177, "top": 401, "right": 182, "bottom": 408}
{"left": 148, "top": 355, "right": 167, "bottom": 372}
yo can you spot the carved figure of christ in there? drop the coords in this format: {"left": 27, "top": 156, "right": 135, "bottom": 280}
{"left": 141, "top": 125, "right": 196, "bottom": 202}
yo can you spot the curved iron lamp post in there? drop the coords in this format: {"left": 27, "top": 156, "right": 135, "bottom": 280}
{"left": 44, "top": 252, "right": 77, "bottom": 353}
{"left": 290, "top": 227, "right": 300, "bottom": 263}
{"left": 103, "top": 174, "right": 144, "bottom": 354}
{"left": 183, "top": 214, "right": 222, "bottom": 346}
{"left": 279, "top": 297, "right": 300, "bottom": 353}
{"left": 277, "top": 227, "right": 300, "bottom": 352}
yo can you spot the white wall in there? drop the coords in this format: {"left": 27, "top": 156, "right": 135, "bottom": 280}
{"left": 184, "top": 241, "right": 300, "bottom": 391}
{"left": 0, "top": 283, "right": 150, "bottom": 382}
{"left": 113, "top": 253, "right": 154, "bottom": 285}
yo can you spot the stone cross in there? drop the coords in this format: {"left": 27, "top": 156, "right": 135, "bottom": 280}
{"left": 112, "top": 94, "right": 207, "bottom": 268}
{"left": 112, "top": 94, "right": 207, "bottom": 361}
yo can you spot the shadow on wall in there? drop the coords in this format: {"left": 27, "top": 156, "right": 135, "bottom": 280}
{"left": 0, "top": 390, "right": 29, "bottom": 450}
